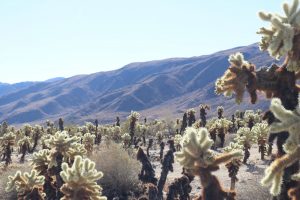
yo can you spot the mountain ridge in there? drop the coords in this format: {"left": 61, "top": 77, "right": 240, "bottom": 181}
{"left": 0, "top": 43, "right": 279, "bottom": 125}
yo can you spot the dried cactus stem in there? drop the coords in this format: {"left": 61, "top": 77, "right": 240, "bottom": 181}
{"left": 226, "top": 160, "right": 241, "bottom": 191}
{"left": 137, "top": 148, "right": 157, "bottom": 185}
{"left": 157, "top": 150, "right": 174, "bottom": 199}
{"left": 159, "top": 142, "right": 165, "bottom": 162}
{"left": 258, "top": 143, "right": 266, "bottom": 160}
{"left": 197, "top": 167, "right": 236, "bottom": 200}
{"left": 4, "top": 145, "right": 12, "bottom": 166}
{"left": 147, "top": 139, "right": 153, "bottom": 157}
{"left": 243, "top": 146, "right": 250, "bottom": 164}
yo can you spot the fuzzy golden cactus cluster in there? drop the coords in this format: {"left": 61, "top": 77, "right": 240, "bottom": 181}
{"left": 60, "top": 155, "right": 107, "bottom": 200}
{"left": 127, "top": 111, "right": 140, "bottom": 121}
{"left": 257, "top": 0, "right": 300, "bottom": 72}
{"left": 45, "top": 131, "right": 86, "bottom": 167}
{"left": 252, "top": 122, "right": 270, "bottom": 145}
{"left": 223, "top": 142, "right": 244, "bottom": 165}
{"left": 0, "top": 132, "right": 16, "bottom": 146}
{"left": 175, "top": 127, "right": 242, "bottom": 172}
{"left": 82, "top": 132, "right": 96, "bottom": 155}
{"left": 235, "top": 127, "right": 257, "bottom": 148}
{"left": 215, "top": 52, "right": 255, "bottom": 104}
{"left": 6, "top": 169, "right": 45, "bottom": 199}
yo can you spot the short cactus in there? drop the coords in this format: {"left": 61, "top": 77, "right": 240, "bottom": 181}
{"left": 0, "top": 132, "right": 15, "bottom": 165}
{"left": 6, "top": 169, "right": 45, "bottom": 199}
{"left": 60, "top": 155, "right": 107, "bottom": 200}
{"left": 234, "top": 127, "right": 256, "bottom": 164}
{"left": 175, "top": 127, "right": 242, "bottom": 200}
{"left": 82, "top": 132, "right": 96, "bottom": 155}
{"left": 252, "top": 122, "right": 270, "bottom": 160}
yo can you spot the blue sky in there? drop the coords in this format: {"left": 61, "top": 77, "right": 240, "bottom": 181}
{"left": 0, "top": 0, "right": 283, "bottom": 83}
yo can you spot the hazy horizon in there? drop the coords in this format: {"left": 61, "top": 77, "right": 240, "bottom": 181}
{"left": 0, "top": 0, "right": 283, "bottom": 83}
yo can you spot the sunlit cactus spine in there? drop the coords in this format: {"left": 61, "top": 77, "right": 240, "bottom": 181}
{"left": 121, "top": 132, "right": 131, "bottom": 148}
{"left": 234, "top": 127, "right": 256, "bottom": 164}
{"left": 6, "top": 169, "right": 45, "bottom": 199}
{"left": 223, "top": 142, "right": 243, "bottom": 190}
{"left": 31, "top": 149, "right": 56, "bottom": 199}
{"left": 45, "top": 131, "right": 85, "bottom": 199}
{"left": 0, "top": 132, "right": 15, "bottom": 166}
{"left": 60, "top": 155, "right": 107, "bottom": 200}
{"left": 175, "top": 127, "right": 242, "bottom": 200}
{"left": 244, "top": 110, "right": 260, "bottom": 130}
{"left": 22, "top": 123, "right": 32, "bottom": 137}
{"left": 127, "top": 111, "right": 140, "bottom": 145}
{"left": 82, "top": 132, "right": 95, "bottom": 155}
{"left": 252, "top": 122, "right": 270, "bottom": 160}
{"left": 174, "top": 134, "right": 182, "bottom": 151}
{"left": 216, "top": 118, "right": 232, "bottom": 148}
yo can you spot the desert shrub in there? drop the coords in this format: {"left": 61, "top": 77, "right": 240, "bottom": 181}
{"left": 91, "top": 142, "right": 142, "bottom": 199}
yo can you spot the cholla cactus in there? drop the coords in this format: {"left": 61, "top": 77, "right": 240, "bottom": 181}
{"left": 6, "top": 169, "right": 45, "bottom": 199}
{"left": 211, "top": 118, "right": 233, "bottom": 148}
{"left": 85, "top": 122, "right": 96, "bottom": 133}
{"left": 156, "top": 131, "right": 163, "bottom": 144}
{"left": 235, "top": 127, "right": 256, "bottom": 163}
{"left": 174, "top": 134, "right": 182, "bottom": 151}
{"left": 1, "top": 121, "right": 9, "bottom": 136}
{"left": 175, "top": 127, "right": 241, "bottom": 200}
{"left": 60, "top": 155, "right": 107, "bottom": 200}
{"left": 257, "top": 0, "right": 300, "bottom": 72}
{"left": 0, "top": 132, "right": 16, "bottom": 165}
{"left": 127, "top": 111, "right": 140, "bottom": 145}
{"left": 252, "top": 122, "right": 270, "bottom": 160}
{"left": 261, "top": 97, "right": 300, "bottom": 196}
{"left": 187, "top": 108, "right": 196, "bottom": 126}
{"left": 82, "top": 132, "right": 95, "bottom": 155}
{"left": 215, "top": 52, "right": 256, "bottom": 104}
{"left": 31, "top": 149, "right": 51, "bottom": 175}
{"left": 121, "top": 132, "right": 131, "bottom": 147}
{"left": 45, "top": 131, "right": 83, "bottom": 167}
{"left": 41, "top": 134, "right": 51, "bottom": 149}
{"left": 223, "top": 142, "right": 243, "bottom": 190}
{"left": 244, "top": 110, "right": 261, "bottom": 129}
{"left": 18, "top": 136, "right": 32, "bottom": 162}
{"left": 217, "top": 106, "right": 224, "bottom": 119}
{"left": 199, "top": 104, "right": 210, "bottom": 127}
{"left": 23, "top": 124, "right": 32, "bottom": 137}
{"left": 32, "top": 125, "right": 43, "bottom": 151}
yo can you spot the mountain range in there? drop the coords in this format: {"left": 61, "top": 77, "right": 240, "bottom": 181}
{"left": 0, "top": 43, "right": 280, "bottom": 125}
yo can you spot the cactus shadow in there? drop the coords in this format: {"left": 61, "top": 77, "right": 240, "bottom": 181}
{"left": 245, "top": 163, "right": 265, "bottom": 174}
